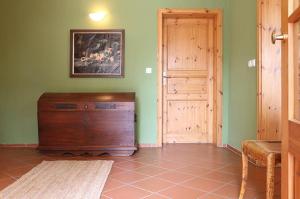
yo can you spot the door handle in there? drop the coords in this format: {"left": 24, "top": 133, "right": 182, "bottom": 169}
{"left": 271, "top": 31, "right": 288, "bottom": 44}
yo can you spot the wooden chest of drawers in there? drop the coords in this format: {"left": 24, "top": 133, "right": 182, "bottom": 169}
{"left": 37, "top": 92, "right": 137, "bottom": 156}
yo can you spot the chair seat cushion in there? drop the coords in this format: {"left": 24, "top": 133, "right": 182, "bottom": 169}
{"left": 242, "top": 140, "right": 281, "bottom": 165}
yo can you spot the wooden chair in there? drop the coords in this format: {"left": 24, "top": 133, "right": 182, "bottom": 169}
{"left": 239, "top": 140, "right": 281, "bottom": 199}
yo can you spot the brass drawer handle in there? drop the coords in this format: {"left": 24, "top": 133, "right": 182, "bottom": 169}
{"left": 95, "top": 103, "right": 116, "bottom": 109}
{"left": 55, "top": 103, "right": 77, "bottom": 109}
{"left": 84, "top": 104, "right": 88, "bottom": 109}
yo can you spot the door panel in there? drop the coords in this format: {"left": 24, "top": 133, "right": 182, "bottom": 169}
{"left": 162, "top": 17, "right": 214, "bottom": 143}
{"left": 282, "top": 0, "right": 300, "bottom": 197}
{"left": 289, "top": 8, "right": 300, "bottom": 199}
{"left": 166, "top": 101, "right": 208, "bottom": 143}
{"left": 293, "top": 21, "right": 300, "bottom": 120}
{"left": 258, "top": 0, "right": 282, "bottom": 140}
{"left": 288, "top": 120, "right": 300, "bottom": 198}
{"left": 167, "top": 78, "right": 207, "bottom": 94}
{"left": 166, "top": 18, "right": 211, "bottom": 70}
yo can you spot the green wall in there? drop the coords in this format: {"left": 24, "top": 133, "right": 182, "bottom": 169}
{"left": 228, "top": 0, "right": 257, "bottom": 149}
{"left": 0, "top": 0, "right": 256, "bottom": 148}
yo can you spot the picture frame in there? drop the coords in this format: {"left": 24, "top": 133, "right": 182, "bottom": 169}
{"left": 70, "top": 29, "right": 125, "bottom": 77}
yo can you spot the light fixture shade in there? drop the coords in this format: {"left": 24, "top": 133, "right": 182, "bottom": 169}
{"left": 89, "top": 12, "right": 106, "bottom": 22}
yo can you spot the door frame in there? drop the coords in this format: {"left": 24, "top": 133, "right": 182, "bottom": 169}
{"left": 281, "top": 0, "right": 299, "bottom": 197}
{"left": 156, "top": 9, "right": 223, "bottom": 147}
{"left": 281, "top": 0, "right": 289, "bottom": 196}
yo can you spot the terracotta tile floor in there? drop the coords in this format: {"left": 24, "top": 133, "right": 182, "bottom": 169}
{"left": 0, "top": 144, "right": 281, "bottom": 199}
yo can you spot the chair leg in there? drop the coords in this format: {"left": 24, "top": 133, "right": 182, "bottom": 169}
{"left": 239, "top": 152, "right": 248, "bottom": 199}
{"left": 266, "top": 154, "right": 275, "bottom": 199}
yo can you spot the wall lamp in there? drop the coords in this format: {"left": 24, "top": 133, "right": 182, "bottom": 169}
{"left": 89, "top": 12, "right": 106, "bottom": 22}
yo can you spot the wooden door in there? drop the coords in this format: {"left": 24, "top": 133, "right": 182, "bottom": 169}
{"left": 162, "top": 16, "right": 214, "bottom": 143}
{"left": 281, "top": 0, "right": 300, "bottom": 198}
{"left": 257, "top": 0, "right": 282, "bottom": 140}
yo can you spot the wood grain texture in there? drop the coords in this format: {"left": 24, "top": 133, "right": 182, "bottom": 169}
{"left": 294, "top": 158, "right": 300, "bottom": 199}
{"left": 289, "top": 120, "right": 300, "bottom": 156}
{"left": 257, "top": 0, "right": 282, "bottom": 141}
{"left": 167, "top": 78, "right": 207, "bottom": 94}
{"left": 166, "top": 101, "right": 208, "bottom": 143}
{"left": 38, "top": 93, "right": 137, "bottom": 156}
{"left": 157, "top": 9, "right": 164, "bottom": 147}
{"left": 157, "top": 9, "right": 223, "bottom": 146}
{"left": 281, "top": 0, "right": 289, "bottom": 198}
{"left": 288, "top": 119, "right": 300, "bottom": 197}
{"left": 226, "top": 144, "right": 276, "bottom": 166}
{"left": 239, "top": 140, "right": 281, "bottom": 199}
{"left": 266, "top": 154, "right": 276, "bottom": 199}
{"left": 288, "top": 6, "right": 300, "bottom": 22}
{"left": 166, "top": 18, "right": 209, "bottom": 70}
{"left": 281, "top": 0, "right": 300, "bottom": 198}
{"left": 239, "top": 153, "right": 248, "bottom": 199}
{"left": 215, "top": 10, "right": 223, "bottom": 147}
{"left": 163, "top": 16, "right": 211, "bottom": 143}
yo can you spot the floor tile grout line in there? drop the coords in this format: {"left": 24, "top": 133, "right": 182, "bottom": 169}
{"left": 204, "top": 177, "right": 247, "bottom": 199}
{"left": 172, "top": 163, "right": 247, "bottom": 198}
{"left": 201, "top": 192, "right": 228, "bottom": 199}
{"left": 140, "top": 192, "right": 172, "bottom": 199}
{"left": 116, "top": 158, "right": 239, "bottom": 174}
{"left": 179, "top": 180, "right": 227, "bottom": 194}
{"left": 129, "top": 184, "right": 174, "bottom": 199}
{"left": 108, "top": 175, "right": 153, "bottom": 185}
{"left": 105, "top": 173, "right": 210, "bottom": 197}
{"left": 110, "top": 160, "right": 238, "bottom": 189}
{"left": 107, "top": 172, "right": 218, "bottom": 198}
{"left": 101, "top": 194, "right": 113, "bottom": 199}
{"left": 105, "top": 183, "right": 163, "bottom": 198}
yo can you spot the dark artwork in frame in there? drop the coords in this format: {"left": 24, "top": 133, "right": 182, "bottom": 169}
{"left": 70, "top": 29, "right": 125, "bottom": 77}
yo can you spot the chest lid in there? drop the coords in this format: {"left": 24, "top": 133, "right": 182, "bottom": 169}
{"left": 38, "top": 92, "right": 135, "bottom": 103}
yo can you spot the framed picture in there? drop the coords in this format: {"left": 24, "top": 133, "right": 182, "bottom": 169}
{"left": 70, "top": 29, "right": 125, "bottom": 77}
